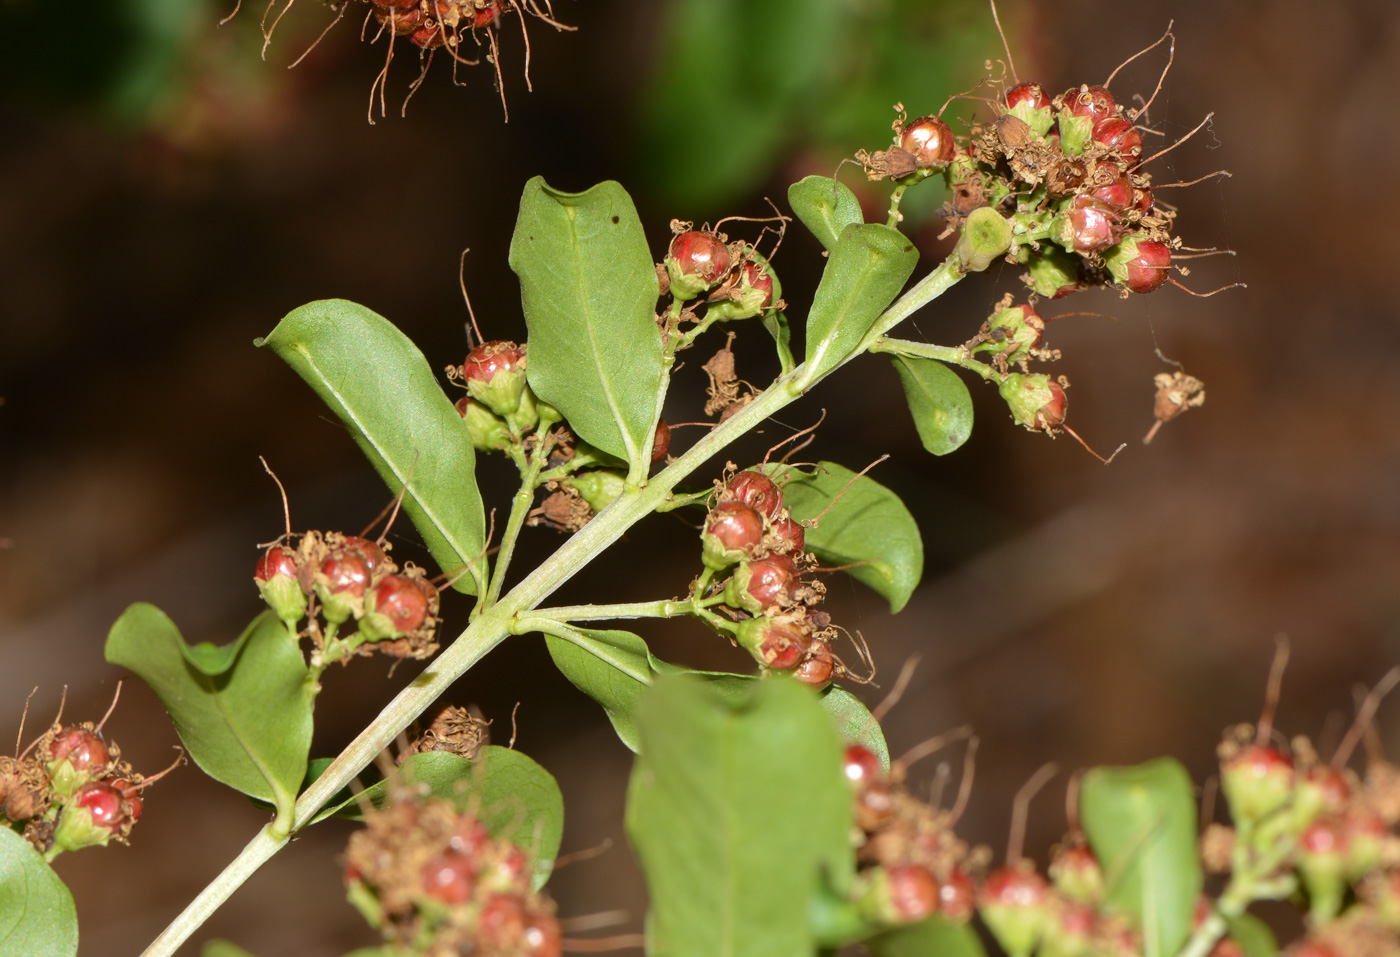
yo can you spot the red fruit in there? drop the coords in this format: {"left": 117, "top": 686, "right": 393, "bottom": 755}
{"left": 1289, "top": 941, "right": 1343, "bottom": 957}
{"left": 320, "top": 554, "right": 371, "bottom": 597}
{"left": 1006, "top": 82, "right": 1051, "bottom": 112}
{"left": 110, "top": 779, "right": 143, "bottom": 823}
{"left": 1034, "top": 381, "right": 1067, "bottom": 431}
{"left": 651, "top": 419, "right": 672, "bottom": 464}
{"left": 743, "top": 555, "right": 800, "bottom": 610}
{"left": 842, "top": 744, "right": 883, "bottom": 785}
{"left": 51, "top": 727, "right": 110, "bottom": 774}
{"left": 450, "top": 817, "right": 491, "bottom": 855}
{"left": 669, "top": 231, "right": 731, "bottom": 286}
{"left": 409, "top": 20, "right": 444, "bottom": 47}
{"left": 372, "top": 576, "right": 432, "bottom": 634}
{"left": 854, "top": 780, "right": 896, "bottom": 832}
{"left": 73, "top": 782, "right": 128, "bottom": 833}
{"left": 706, "top": 502, "right": 765, "bottom": 556}
{"left": 740, "top": 261, "right": 774, "bottom": 310}
{"left": 1300, "top": 816, "right": 1346, "bottom": 855}
{"left": 939, "top": 869, "right": 977, "bottom": 922}
{"left": 1221, "top": 744, "right": 1295, "bottom": 822}
{"left": 750, "top": 621, "right": 811, "bottom": 671}
{"left": 341, "top": 536, "right": 389, "bottom": 574}
{"left": 479, "top": 893, "right": 528, "bottom": 946}
{"left": 724, "top": 470, "right": 784, "bottom": 520}
{"left": 524, "top": 914, "right": 563, "bottom": 957}
{"left": 1092, "top": 116, "right": 1143, "bottom": 156}
{"left": 1123, "top": 240, "right": 1171, "bottom": 294}
{"left": 900, "top": 116, "right": 956, "bottom": 167}
{"left": 887, "top": 864, "right": 940, "bottom": 922}
{"left": 470, "top": 0, "right": 504, "bottom": 27}
{"left": 770, "top": 516, "right": 805, "bottom": 555}
{"left": 793, "top": 644, "right": 835, "bottom": 689}
{"left": 1090, "top": 171, "right": 1136, "bottom": 209}
{"left": 255, "top": 545, "right": 300, "bottom": 584}
{"left": 1062, "top": 85, "right": 1116, "bottom": 123}
{"left": 464, "top": 341, "right": 526, "bottom": 385}
{"left": 421, "top": 850, "right": 474, "bottom": 903}
{"left": 1063, "top": 195, "right": 1121, "bottom": 254}
{"left": 981, "top": 866, "right": 1049, "bottom": 908}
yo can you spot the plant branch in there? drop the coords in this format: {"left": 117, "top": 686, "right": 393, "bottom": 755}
{"left": 140, "top": 249, "right": 966, "bottom": 957}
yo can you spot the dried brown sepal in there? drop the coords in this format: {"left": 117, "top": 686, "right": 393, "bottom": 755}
{"left": 402, "top": 705, "right": 491, "bottom": 761}
{"left": 528, "top": 484, "right": 592, "bottom": 533}
{"left": 1142, "top": 371, "right": 1205, "bottom": 443}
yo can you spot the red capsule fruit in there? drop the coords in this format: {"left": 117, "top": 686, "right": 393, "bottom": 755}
{"left": 842, "top": 744, "right": 883, "bottom": 785}
{"left": 793, "top": 644, "right": 835, "bottom": 689}
{"left": 900, "top": 116, "right": 956, "bottom": 167}
{"left": 887, "top": 864, "right": 940, "bottom": 922}
{"left": 1062, "top": 85, "right": 1116, "bottom": 123}
{"left": 724, "top": 470, "right": 783, "bottom": 520}
{"left": 1006, "top": 82, "right": 1051, "bottom": 112}
{"left": 371, "top": 576, "right": 432, "bottom": 635}
{"left": 651, "top": 419, "right": 671, "bottom": 464}
{"left": 50, "top": 727, "right": 110, "bottom": 775}
{"left": 465, "top": 340, "right": 525, "bottom": 385}
{"left": 255, "top": 544, "right": 300, "bottom": 584}
{"left": 1123, "top": 240, "right": 1171, "bottom": 294}
{"left": 421, "top": 850, "right": 475, "bottom": 904}
{"left": 769, "top": 516, "right": 805, "bottom": 555}
{"left": 73, "top": 781, "right": 129, "bottom": 834}
{"left": 669, "top": 231, "right": 731, "bottom": 287}
{"left": 1062, "top": 195, "right": 1121, "bottom": 255}
{"left": 341, "top": 536, "right": 388, "bottom": 574}
{"left": 1092, "top": 116, "right": 1143, "bottom": 157}
{"left": 742, "top": 555, "right": 800, "bottom": 610}
{"left": 702, "top": 501, "right": 766, "bottom": 569}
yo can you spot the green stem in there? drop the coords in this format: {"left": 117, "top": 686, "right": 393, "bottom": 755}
{"left": 479, "top": 447, "right": 547, "bottom": 614}
{"left": 886, "top": 183, "right": 909, "bottom": 227}
{"left": 869, "top": 336, "right": 999, "bottom": 381}
{"left": 529, "top": 599, "right": 694, "bottom": 621}
{"left": 139, "top": 251, "right": 966, "bottom": 957}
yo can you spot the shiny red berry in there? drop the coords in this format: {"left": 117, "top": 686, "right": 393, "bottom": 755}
{"left": 669, "top": 231, "right": 731, "bottom": 286}
{"left": 1062, "top": 85, "right": 1116, "bottom": 123}
{"left": 372, "top": 576, "right": 432, "bottom": 634}
{"left": 706, "top": 502, "right": 765, "bottom": 556}
{"left": 651, "top": 419, "right": 671, "bottom": 464}
{"left": 724, "top": 470, "right": 784, "bottom": 520}
{"left": 1123, "top": 240, "right": 1171, "bottom": 294}
{"left": 464, "top": 341, "right": 526, "bottom": 385}
{"left": 842, "top": 744, "right": 883, "bottom": 785}
{"left": 1092, "top": 116, "right": 1143, "bottom": 156}
{"left": 341, "top": 536, "right": 388, "bottom": 574}
{"left": 742, "top": 555, "right": 800, "bottom": 610}
{"left": 887, "top": 864, "right": 940, "bottom": 922}
{"left": 320, "top": 554, "right": 371, "bottom": 597}
{"left": 421, "top": 850, "right": 475, "bottom": 903}
{"left": 793, "top": 644, "right": 835, "bottom": 688}
{"left": 900, "top": 116, "right": 956, "bottom": 167}
{"left": 51, "top": 727, "right": 110, "bottom": 773}
{"left": 1006, "top": 82, "right": 1051, "bottom": 112}
{"left": 1063, "top": 195, "right": 1121, "bottom": 254}
{"left": 255, "top": 545, "right": 300, "bottom": 584}
{"left": 769, "top": 516, "right": 805, "bottom": 555}
{"left": 73, "top": 781, "right": 128, "bottom": 833}
{"left": 740, "top": 262, "right": 774, "bottom": 310}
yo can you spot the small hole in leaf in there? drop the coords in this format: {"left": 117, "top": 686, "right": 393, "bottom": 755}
{"left": 612, "top": 216, "right": 620, "bottom": 224}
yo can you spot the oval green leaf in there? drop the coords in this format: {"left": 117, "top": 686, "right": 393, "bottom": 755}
{"left": 890, "top": 355, "right": 973, "bottom": 456}
{"left": 256, "top": 299, "right": 486, "bottom": 595}
{"left": 509, "top": 178, "right": 664, "bottom": 475}
{"left": 314, "top": 748, "right": 563, "bottom": 890}
{"left": 0, "top": 828, "right": 77, "bottom": 957}
{"left": 626, "top": 675, "right": 853, "bottom": 957}
{"left": 768, "top": 462, "right": 923, "bottom": 613}
{"left": 544, "top": 626, "right": 888, "bottom": 761}
{"left": 868, "top": 915, "right": 988, "bottom": 957}
{"left": 104, "top": 604, "right": 313, "bottom": 826}
{"left": 788, "top": 175, "right": 864, "bottom": 252}
{"left": 1080, "top": 758, "right": 1203, "bottom": 957}
{"left": 1226, "top": 913, "right": 1278, "bottom": 957}
{"left": 201, "top": 943, "right": 257, "bottom": 957}
{"left": 801, "top": 223, "right": 918, "bottom": 386}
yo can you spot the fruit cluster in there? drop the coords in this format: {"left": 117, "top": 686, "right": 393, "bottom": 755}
{"left": 448, "top": 339, "right": 657, "bottom": 533}
{"left": 695, "top": 467, "right": 845, "bottom": 687}
{"left": 344, "top": 788, "right": 560, "bottom": 957}
{"left": 366, "top": 0, "right": 506, "bottom": 52}
{"left": 841, "top": 743, "right": 987, "bottom": 929}
{"left": 1, "top": 717, "right": 161, "bottom": 859}
{"left": 861, "top": 78, "right": 1180, "bottom": 299}
{"left": 255, "top": 530, "right": 441, "bottom": 662}
{"left": 1208, "top": 724, "right": 1400, "bottom": 955}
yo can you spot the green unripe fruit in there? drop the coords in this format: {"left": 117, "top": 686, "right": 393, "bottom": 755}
{"left": 956, "top": 207, "right": 1013, "bottom": 272}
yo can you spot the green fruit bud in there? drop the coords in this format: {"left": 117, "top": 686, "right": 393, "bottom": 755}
{"left": 1220, "top": 744, "right": 1294, "bottom": 825}
{"left": 563, "top": 470, "right": 626, "bottom": 514}
{"left": 956, "top": 207, "right": 1013, "bottom": 272}
{"left": 999, "top": 373, "right": 1067, "bottom": 431}
{"left": 456, "top": 396, "right": 513, "bottom": 451}
{"left": 463, "top": 341, "right": 528, "bottom": 416}
{"left": 1022, "top": 244, "right": 1082, "bottom": 299}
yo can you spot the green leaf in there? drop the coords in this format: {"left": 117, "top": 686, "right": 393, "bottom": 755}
{"left": 544, "top": 628, "right": 752, "bottom": 752}
{"left": 789, "top": 175, "right": 862, "bottom": 250}
{"left": 0, "top": 828, "right": 77, "bottom": 957}
{"left": 315, "top": 748, "right": 563, "bottom": 891}
{"left": 256, "top": 299, "right": 486, "bottom": 595}
{"left": 1226, "top": 913, "right": 1278, "bottom": 957}
{"left": 626, "top": 675, "right": 853, "bottom": 957}
{"left": 509, "top": 178, "right": 664, "bottom": 474}
{"left": 890, "top": 355, "right": 973, "bottom": 456}
{"left": 201, "top": 943, "right": 257, "bottom": 957}
{"left": 788, "top": 176, "right": 864, "bottom": 252}
{"left": 104, "top": 605, "right": 313, "bottom": 825}
{"left": 868, "top": 915, "right": 988, "bottom": 957}
{"left": 819, "top": 687, "right": 890, "bottom": 770}
{"left": 1080, "top": 758, "right": 1203, "bottom": 957}
{"left": 769, "top": 462, "right": 923, "bottom": 613}
{"left": 802, "top": 224, "right": 918, "bottom": 385}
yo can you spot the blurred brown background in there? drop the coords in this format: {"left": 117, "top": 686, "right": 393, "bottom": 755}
{"left": 2, "top": 0, "right": 1398, "bottom": 953}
